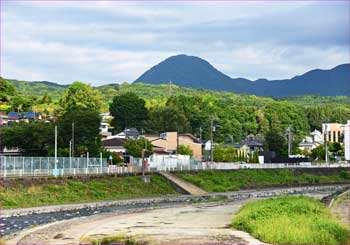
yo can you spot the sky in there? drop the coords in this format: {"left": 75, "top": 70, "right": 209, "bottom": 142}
{"left": 1, "top": 1, "right": 349, "bottom": 86}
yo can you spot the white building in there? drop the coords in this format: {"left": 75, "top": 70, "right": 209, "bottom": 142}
{"left": 298, "top": 129, "right": 324, "bottom": 152}
{"left": 344, "top": 120, "right": 350, "bottom": 161}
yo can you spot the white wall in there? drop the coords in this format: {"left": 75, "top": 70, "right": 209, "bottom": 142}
{"left": 345, "top": 120, "right": 350, "bottom": 161}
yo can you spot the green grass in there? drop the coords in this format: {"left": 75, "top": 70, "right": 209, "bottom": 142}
{"left": 176, "top": 169, "right": 350, "bottom": 192}
{"left": 232, "top": 195, "right": 350, "bottom": 244}
{"left": 80, "top": 232, "right": 152, "bottom": 245}
{"left": 0, "top": 175, "right": 178, "bottom": 209}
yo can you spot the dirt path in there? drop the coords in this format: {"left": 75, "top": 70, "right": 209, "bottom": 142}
{"left": 8, "top": 200, "right": 263, "bottom": 245}
{"left": 332, "top": 192, "right": 350, "bottom": 227}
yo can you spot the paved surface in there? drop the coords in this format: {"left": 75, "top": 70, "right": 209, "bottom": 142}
{"left": 159, "top": 172, "right": 207, "bottom": 195}
{"left": 8, "top": 200, "right": 263, "bottom": 245}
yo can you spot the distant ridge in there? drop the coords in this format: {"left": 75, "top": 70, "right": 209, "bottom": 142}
{"left": 134, "top": 54, "right": 350, "bottom": 96}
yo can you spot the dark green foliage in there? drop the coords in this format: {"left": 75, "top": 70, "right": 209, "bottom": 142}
{"left": 0, "top": 77, "right": 15, "bottom": 102}
{"left": 264, "top": 129, "right": 288, "bottom": 157}
{"left": 2, "top": 122, "right": 54, "bottom": 156}
{"left": 232, "top": 195, "right": 350, "bottom": 244}
{"left": 10, "top": 96, "right": 34, "bottom": 112}
{"left": 58, "top": 109, "right": 102, "bottom": 157}
{"left": 124, "top": 137, "right": 153, "bottom": 158}
{"left": 311, "top": 145, "right": 326, "bottom": 161}
{"left": 3, "top": 79, "right": 350, "bottom": 150}
{"left": 147, "top": 106, "right": 190, "bottom": 133}
{"left": 109, "top": 92, "right": 148, "bottom": 132}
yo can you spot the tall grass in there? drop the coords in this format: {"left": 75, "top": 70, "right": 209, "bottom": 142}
{"left": 0, "top": 175, "right": 178, "bottom": 209}
{"left": 176, "top": 169, "right": 350, "bottom": 192}
{"left": 232, "top": 195, "right": 350, "bottom": 244}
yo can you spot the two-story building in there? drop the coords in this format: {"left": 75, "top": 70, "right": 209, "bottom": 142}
{"left": 144, "top": 132, "right": 202, "bottom": 160}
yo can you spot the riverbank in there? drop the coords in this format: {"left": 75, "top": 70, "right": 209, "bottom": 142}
{"left": 1, "top": 184, "right": 347, "bottom": 241}
{"left": 0, "top": 174, "right": 178, "bottom": 209}
{"left": 176, "top": 168, "right": 350, "bottom": 192}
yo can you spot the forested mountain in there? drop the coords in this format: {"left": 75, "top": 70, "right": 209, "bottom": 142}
{"left": 134, "top": 54, "right": 350, "bottom": 96}
{"left": 2, "top": 77, "right": 350, "bottom": 146}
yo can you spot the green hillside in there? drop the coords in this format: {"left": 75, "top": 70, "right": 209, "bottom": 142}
{"left": 8, "top": 79, "right": 66, "bottom": 101}
{"left": 8, "top": 79, "right": 350, "bottom": 107}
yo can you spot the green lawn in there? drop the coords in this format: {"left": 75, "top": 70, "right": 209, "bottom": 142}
{"left": 176, "top": 169, "right": 350, "bottom": 192}
{"left": 0, "top": 175, "right": 178, "bottom": 209}
{"left": 232, "top": 195, "right": 350, "bottom": 244}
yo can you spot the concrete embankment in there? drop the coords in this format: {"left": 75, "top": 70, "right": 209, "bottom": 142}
{"left": 3, "top": 184, "right": 349, "bottom": 218}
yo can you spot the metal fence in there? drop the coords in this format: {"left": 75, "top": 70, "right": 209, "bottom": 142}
{"left": 0, "top": 156, "right": 108, "bottom": 178}
{"left": 0, "top": 156, "right": 349, "bottom": 179}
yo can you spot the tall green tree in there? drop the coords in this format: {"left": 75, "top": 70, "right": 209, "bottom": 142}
{"left": 147, "top": 106, "right": 190, "bottom": 133}
{"left": 59, "top": 82, "right": 102, "bottom": 113}
{"left": 109, "top": 92, "right": 148, "bottom": 132}
{"left": 264, "top": 129, "right": 288, "bottom": 157}
{"left": 58, "top": 109, "right": 102, "bottom": 157}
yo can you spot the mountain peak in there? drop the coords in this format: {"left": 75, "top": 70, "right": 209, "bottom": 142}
{"left": 134, "top": 55, "right": 350, "bottom": 96}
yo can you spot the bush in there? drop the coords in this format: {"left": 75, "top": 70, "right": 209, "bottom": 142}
{"left": 339, "top": 170, "right": 350, "bottom": 180}
{"left": 232, "top": 195, "right": 350, "bottom": 244}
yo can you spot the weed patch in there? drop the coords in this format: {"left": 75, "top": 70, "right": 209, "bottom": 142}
{"left": 232, "top": 195, "right": 350, "bottom": 244}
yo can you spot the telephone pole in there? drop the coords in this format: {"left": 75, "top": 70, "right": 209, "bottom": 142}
{"left": 286, "top": 126, "right": 292, "bottom": 157}
{"left": 72, "top": 122, "right": 74, "bottom": 157}
{"left": 54, "top": 125, "right": 57, "bottom": 170}
{"left": 325, "top": 124, "right": 328, "bottom": 164}
{"left": 168, "top": 80, "right": 173, "bottom": 97}
{"left": 210, "top": 115, "right": 214, "bottom": 163}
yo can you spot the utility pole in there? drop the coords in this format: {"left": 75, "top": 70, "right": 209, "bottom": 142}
{"left": 210, "top": 115, "right": 214, "bottom": 163}
{"left": 168, "top": 80, "right": 172, "bottom": 97}
{"left": 286, "top": 126, "right": 292, "bottom": 157}
{"left": 72, "top": 122, "right": 74, "bottom": 157}
{"left": 325, "top": 124, "right": 328, "bottom": 164}
{"left": 54, "top": 125, "right": 57, "bottom": 170}
{"left": 199, "top": 127, "right": 203, "bottom": 143}
{"left": 69, "top": 140, "right": 72, "bottom": 169}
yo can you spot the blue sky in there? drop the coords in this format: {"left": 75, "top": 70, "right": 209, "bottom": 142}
{"left": 1, "top": 1, "right": 349, "bottom": 85}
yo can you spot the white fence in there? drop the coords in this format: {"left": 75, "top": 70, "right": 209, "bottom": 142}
{"left": 0, "top": 156, "right": 108, "bottom": 178}
{"left": 0, "top": 155, "right": 350, "bottom": 179}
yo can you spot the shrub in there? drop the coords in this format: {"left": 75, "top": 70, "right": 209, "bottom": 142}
{"left": 232, "top": 195, "right": 350, "bottom": 244}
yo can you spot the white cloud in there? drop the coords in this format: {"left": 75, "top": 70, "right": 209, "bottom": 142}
{"left": 1, "top": 1, "right": 348, "bottom": 84}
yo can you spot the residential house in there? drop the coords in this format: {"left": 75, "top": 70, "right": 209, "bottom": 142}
{"left": 7, "top": 112, "right": 21, "bottom": 122}
{"left": 144, "top": 132, "right": 202, "bottom": 160}
{"left": 7, "top": 112, "right": 42, "bottom": 123}
{"left": 228, "top": 140, "right": 263, "bottom": 155}
{"left": 298, "top": 129, "right": 324, "bottom": 152}
{"left": 100, "top": 120, "right": 112, "bottom": 139}
{"left": 110, "top": 128, "right": 140, "bottom": 139}
{"left": 102, "top": 137, "right": 126, "bottom": 154}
